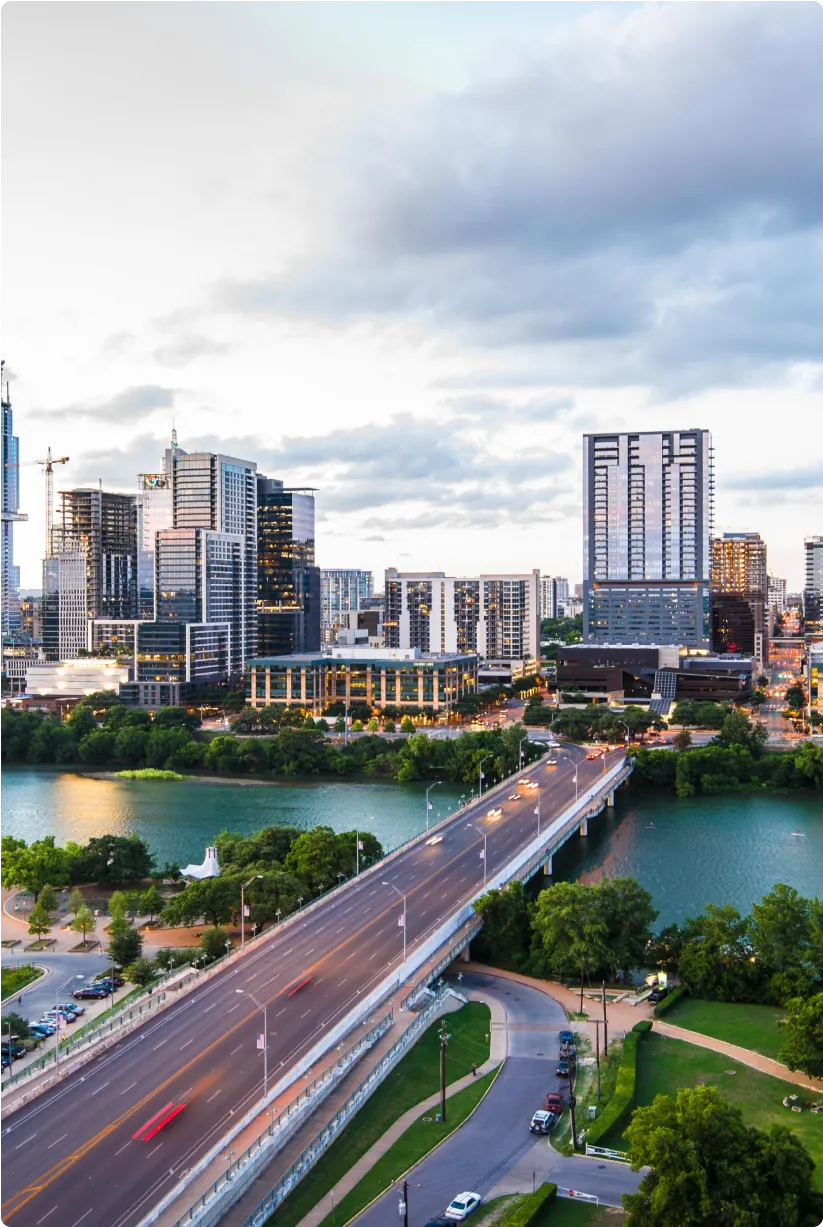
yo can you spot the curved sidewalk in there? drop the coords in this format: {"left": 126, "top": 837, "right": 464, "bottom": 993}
{"left": 654, "top": 1021, "right": 823, "bottom": 1096}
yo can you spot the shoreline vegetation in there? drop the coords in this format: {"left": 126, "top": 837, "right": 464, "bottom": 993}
{"left": 1, "top": 702, "right": 544, "bottom": 785}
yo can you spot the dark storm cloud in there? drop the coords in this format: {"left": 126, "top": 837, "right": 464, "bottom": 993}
{"left": 214, "top": 3, "right": 823, "bottom": 394}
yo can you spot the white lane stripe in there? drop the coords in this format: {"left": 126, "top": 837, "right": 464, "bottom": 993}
{"left": 153, "top": 1038, "right": 168, "bottom": 1050}
{"left": 230, "top": 1043, "right": 243, "bottom": 1055}
{"left": 114, "top": 1141, "right": 131, "bottom": 1156}
{"left": 120, "top": 1081, "right": 138, "bottom": 1095}
{"left": 36, "top": 1207, "right": 58, "bottom": 1225}
{"left": 91, "top": 1081, "right": 110, "bottom": 1096}
{"left": 206, "top": 1089, "right": 221, "bottom": 1102}
{"left": 146, "top": 1142, "right": 163, "bottom": 1157}
{"left": 180, "top": 1038, "right": 194, "bottom": 1050}
{"left": 227, "top": 1004, "right": 240, "bottom": 1013}
{"left": 14, "top": 1133, "right": 37, "bottom": 1150}
{"left": 203, "top": 1003, "right": 217, "bottom": 1013}
{"left": 71, "top": 1211, "right": 94, "bottom": 1227}
{"left": 275, "top": 1007, "right": 286, "bottom": 1017}
{"left": 47, "top": 1132, "right": 68, "bottom": 1149}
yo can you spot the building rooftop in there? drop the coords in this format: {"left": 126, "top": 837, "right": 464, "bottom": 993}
{"left": 248, "top": 647, "right": 477, "bottom": 667}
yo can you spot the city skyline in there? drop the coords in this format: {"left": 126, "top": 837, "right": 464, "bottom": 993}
{"left": 3, "top": 2, "right": 823, "bottom": 590}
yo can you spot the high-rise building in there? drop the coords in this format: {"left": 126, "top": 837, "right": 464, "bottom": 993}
{"left": 42, "top": 552, "right": 87, "bottom": 659}
{"left": 1, "top": 367, "right": 26, "bottom": 634}
{"left": 257, "top": 479, "right": 321, "bottom": 657}
{"left": 805, "top": 536, "right": 823, "bottom": 636}
{"left": 137, "top": 472, "right": 173, "bottom": 618}
{"left": 384, "top": 569, "right": 540, "bottom": 661}
{"left": 583, "top": 429, "right": 713, "bottom": 646}
{"left": 767, "top": 575, "right": 787, "bottom": 627}
{"left": 539, "top": 576, "right": 569, "bottom": 621}
{"left": 320, "top": 569, "right": 374, "bottom": 642}
{"left": 710, "top": 532, "right": 767, "bottom": 665}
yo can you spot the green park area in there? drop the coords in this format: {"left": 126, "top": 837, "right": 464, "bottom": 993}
{"left": 268, "top": 1002, "right": 492, "bottom": 1227}
{"left": 479, "top": 1194, "right": 625, "bottom": 1227}
{"left": 661, "top": 996, "right": 786, "bottom": 1060}
{"left": 1, "top": 963, "right": 43, "bottom": 1001}
{"left": 602, "top": 1032, "right": 823, "bottom": 1189}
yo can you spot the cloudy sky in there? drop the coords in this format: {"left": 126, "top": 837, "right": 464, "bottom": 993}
{"left": 3, "top": 1, "right": 822, "bottom": 590}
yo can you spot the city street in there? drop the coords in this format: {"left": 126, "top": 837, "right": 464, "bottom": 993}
{"left": 0, "top": 744, "right": 621, "bottom": 1227}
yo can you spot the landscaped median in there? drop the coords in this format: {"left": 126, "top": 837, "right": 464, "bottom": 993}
{"left": 581, "top": 1021, "right": 651, "bottom": 1151}
{"left": 267, "top": 1002, "right": 492, "bottom": 1227}
{"left": 1, "top": 963, "right": 44, "bottom": 1001}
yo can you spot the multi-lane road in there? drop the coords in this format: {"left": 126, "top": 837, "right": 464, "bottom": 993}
{"left": 1, "top": 744, "right": 619, "bottom": 1227}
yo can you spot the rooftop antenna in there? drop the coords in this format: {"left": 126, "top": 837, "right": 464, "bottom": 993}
{"left": 171, "top": 419, "right": 178, "bottom": 449}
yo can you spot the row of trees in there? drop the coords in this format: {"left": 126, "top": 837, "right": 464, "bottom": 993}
{"left": 1, "top": 833, "right": 163, "bottom": 900}
{"left": 524, "top": 700, "right": 666, "bottom": 741}
{"left": 630, "top": 741, "right": 823, "bottom": 796}
{"left": 473, "top": 875, "right": 659, "bottom": 983}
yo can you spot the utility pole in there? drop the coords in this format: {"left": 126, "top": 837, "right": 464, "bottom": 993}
{"left": 567, "top": 1061, "right": 577, "bottom": 1150}
{"left": 440, "top": 1019, "right": 448, "bottom": 1123}
{"left": 401, "top": 1180, "right": 409, "bottom": 1227}
{"left": 602, "top": 981, "right": 608, "bottom": 1059}
{"left": 592, "top": 1019, "right": 602, "bottom": 1100}
{"left": 579, "top": 955, "right": 586, "bottom": 1016}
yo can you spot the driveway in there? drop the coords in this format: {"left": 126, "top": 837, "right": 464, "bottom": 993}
{"left": 352, "top": 972, "right": 642, "bottom": 1227}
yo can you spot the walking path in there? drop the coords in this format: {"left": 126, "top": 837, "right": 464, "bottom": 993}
{"left": 654, "top": 1021, "right": 823, "bottom": 1096}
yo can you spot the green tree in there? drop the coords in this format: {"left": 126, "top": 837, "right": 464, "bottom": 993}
{"left": 161, "top": 877, "right": 238, "bottom": 927}
{"left": 333, "top": 715, "right": 346, "bottom": 733}
{"left": 750, "top": 688, "right": 767, "bottom": 710}
{"left": 749, "top": 884, "right": 812, "bottom": 997}
{"left": 785, "top": 684, "right": 806, "bottom": 712}
{"left": 65, "top": 704, "right": 98, "bottom": 739}
{"left": 530, "top": 881, "right": 610, "bottom": 980}
{"left": 337, "top": 830, "right": 384, "bottom": 876}
{"left": 284, "top": 826, "right": 343, "bottom": 895}
{"left": 27, "top": 899, "right": 53, "bottom": 940}
{"left": 107, "top": 890, "right": 132, "bottom": 923}
{"left": 152, "top": 706, "right": 202, "bottom": 732}
{"left": 756, "top": 674, "right": 769, "bottom": 689}
{"left": 599, "top": 877, "right": 659, "bottom": 981}
{"left": 0, "top": 834, "right": 71, "bottom": 899}
{"left": 77, "top": 729, "right": 117, "bottom": 764}
{"left": 4, "top": 1011, "right": 31, "bottom": 1041}
{"left": 778, "top": 993, "right": 823, "bottom": 1079}
{"left": 108, "top": 919, "right": 142, "bottom": 966}
{"left": 367, "top": 717, "right": 379, "bottom": 733}
{"left": 383, "top": 719, "right": 396, "bottom": 733}
{"left": 400, "top": 716, "right": 415, "bottom": 733}
{"left": 69, "top": 834, "right": 154, "bottom": 885}
{"left": 473, "top": 881, "right": 532, "bottom": 970}
{"left": 351, "top": 719, "right": 363, "bottom": 732}
{"left": 714, "top": 708, "right": 768, "bottom": 755}
{"left": 67, "top": 887, "right": 86, "bottom": 918}
{"left": 145, "top": 726, "right": 192, "bottom": 769}
{"left": 124, "top": 957, "right": 157, "bottom": 988}
{"left": 672, "top": 730, "right": 691, "bottom": 752}
{"left": 113, "top": 725, "right": 150, "bottom": 766}
{"left": 794, "top": 741, "right": 823, "bottom": 788}
{"left": 71, "top": 905, "right": 96, "bottom": 945}
{"left": 646, "top": 923, "right": 684, "bottom": 973}
{"left": 37, "top": 883, "right": 58, "bottom": 914}
{"left": 200, "top": 926, "right": 231, "bottom": 963}
{"left": 139, "top": 885, "right": 166, "bottom": 923}
{"left": 623, "top": 1085, "right": 820, "bottom": 1227}
{"left": 678, "top": 904, "right": 757, "bottom": 1002}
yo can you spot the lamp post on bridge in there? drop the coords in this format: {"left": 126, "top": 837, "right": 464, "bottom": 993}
{"left": 240, "top": 875, "right": 263, "bottom": 948}
{"left": 478, "top": 754, "right": 492, "bottom": 799}
{"left": 236, "top": 988, "right": 268, "bottom": 1097}
{"left": 467, "top": 822, "right": 488, "bottom": 890}
{"left": 425, "top": 781, "right": 442, "bottom": 832}
{"left": 382, "top": 881, "right": 407, "bottom": 965}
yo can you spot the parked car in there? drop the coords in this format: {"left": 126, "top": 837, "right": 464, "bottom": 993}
{"left": 93, "top": 974, "right": 124, "bottom": 987}
{"left": 558, "top": 1031, "right": 574, "bottom": 1044}
{"left": 445, "top": 1193, "right": 482, "bottom": 1221}
{"left": 529, "top": 1110, "right": 556, "bottom": 1135}
{"left": 54, "top": 1002, "right": 84, "bottom": 1015}
{"left": 556, "top": 1059, "right": 572, "bottom": 1077}
{"left": 1, "top": 1042, "right": 27, "bottom": 1059}
{"left": 73, "top": 987, "right": 108, "bottom": 1000}
{"left": 545, "top": 1092, "right": 564, "bottom": 1113}
{"left": 29, "top": 1024, "right": 56, "bottom": 1038}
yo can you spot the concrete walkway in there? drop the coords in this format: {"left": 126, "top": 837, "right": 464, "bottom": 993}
{"left": 288, "top": 990, "right": 509, "bottom": 1227}
{"left": 654, "top": 1021, "right": 823, "bottom": 1096}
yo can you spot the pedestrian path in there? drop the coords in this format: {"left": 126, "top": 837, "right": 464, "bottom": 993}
{"left": 654, "top": 1020, "right": 823, "bottom": 1095}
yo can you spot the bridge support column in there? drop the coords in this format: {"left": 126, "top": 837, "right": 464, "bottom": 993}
{"left": 460, "top": 945, "right": 471, "bottom": 962}
{"left": 543, "top": 855, "right": 553, "bottom": 876}
{"left": 580, "top": 817, "right": 588, "bottom": 837}
{"left": 606, "top": 791, "right": 615, "bottom": 808}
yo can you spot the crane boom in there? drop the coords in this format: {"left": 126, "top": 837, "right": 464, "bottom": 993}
{"left": 39, "top": 449, "right": 71, "bottom": 558}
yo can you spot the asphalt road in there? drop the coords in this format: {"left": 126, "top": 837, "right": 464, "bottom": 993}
{"left": 1, "top": 744, "right": 620, "bottom": 1227}
{"left": 353, "top": 972, "right": 642, "bottom": 1227}
{"left": 1, "top": 951, "right": 120, "bottom": 1023}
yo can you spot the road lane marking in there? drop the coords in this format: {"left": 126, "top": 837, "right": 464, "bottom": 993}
{"left": 120, "top": 1082, "right": 138, "bottom": 1095}
{"left": 227, "top": 1004, "right": 240, "bottom": 1013}
{"left": 114, "top": 1142, "right": 131, "bottom": 1156}
{"left": 36, "top": 1208, "right": 57, "bottom": 1225}
{"left": 146, "top": 1143, "right": 163, "bottom": 1158}
{"left": 90, "top": 1081, "right": 110, "bottom": 1096}
{"left": 46, "top": 1134, "right": 68, "bottom": 1150}
{"left": 70, "top": 1211, "right": 93, "bottom": 1227}
{"left": 335, "top": 926, "right": 344, "bottom": 933}
{"left": 153, "top": 1039, "right": 168, "bottom": 1050}
{"left": 203, "top": 1003, "right": 217, "bottom": 1013}
{"left": 301, "top": 1009, "right": 312, "bottom": 1018}
{"left": 14, "top": 1135, "right": 37, "bottom": 1150}
{"left": 180, "top": 1039, "right": 194, "bottom": 1050}
{"left": 206, "top": 1090, "right": 221, "bottom": 1103}
{"left": 230, "top": 1044, "right": 243, "bottom": 1055}
{"left": 368, "top": 953, "right": 378, "bottom": 960}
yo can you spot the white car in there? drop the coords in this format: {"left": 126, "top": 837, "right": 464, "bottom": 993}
{"left": 508, "top": 793, "right": 520, "bottom": 801}
{"left": 445, "top": 1192, "right": 482, "bottom": 1221}
{"left": 486, "top": 807, "right": 503, "bottom": 820}
{"left": 425, "top": 834, "right": 444, "bottom": 846}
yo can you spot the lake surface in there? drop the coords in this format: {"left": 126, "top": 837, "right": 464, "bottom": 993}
{"left": 0, "top": 768, "right": 465, "bottom": 866}
{"left": 2, "top": 768, "right": 821, "bottom": 924}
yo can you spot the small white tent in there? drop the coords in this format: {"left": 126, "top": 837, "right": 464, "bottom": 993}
{"left": 181, "top": 845, "right": 220, "bottom": 880}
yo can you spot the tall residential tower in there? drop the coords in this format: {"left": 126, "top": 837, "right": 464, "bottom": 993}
{"left": 582, "top": 429, "right": 713, "bottom": 646}
{"left": 1, "top": 366, "right": 26, "bottom": 633}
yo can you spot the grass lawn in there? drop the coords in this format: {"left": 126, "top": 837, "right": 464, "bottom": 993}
{"left": 1, "top": 964, "right": 43, "bottom": 1000}
{"left": 534, "top": 1199, "right": 626, "bottom": 1226}
{"left": 662, "top": 996, "right": 786, "bottom": 1060}
{"left": 267, "top": 1002, "right": 491, "bottom": 1227}
{"left": 311, "top": 1070, "right": 497, "bottom": 1227}
{"left": 602, "top": 1033, "right": 823, "bottom": 1190}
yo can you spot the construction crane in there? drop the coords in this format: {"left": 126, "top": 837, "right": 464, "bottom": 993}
{"left": 38, "top": 448, "right": 71, "bottom": 558}
{"left": 4, "top": 447, "right": 70, "bottom": 557}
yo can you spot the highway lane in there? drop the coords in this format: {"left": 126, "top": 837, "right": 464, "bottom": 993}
{"left": 1, "top": 744, "right": 619, "bottom": 1227}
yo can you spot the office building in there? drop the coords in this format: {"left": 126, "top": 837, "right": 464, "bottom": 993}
{"left": 247, "top": 645, "right": 478, "bottom": 715}
{"left": 53, "top": 488, "right": 138, "bottom": 617}
{"left": 257, "top": 479, "right": 321, "bottom": 656}
{"left": 710, "top": 532, "right": 767, "bottom": 666}
{"left": 806, "top": 647, "right": 822, "bottom": 720}
{"left": 556, "top": 643, "right": 754, "bottom": 713}
{"left": 25, "top": 657, "right": 130, "bottom": 697}
{"left": 583, "top": 429, "right": 713, "bottom": 647}
{"left": 42, "top": 551, "right": 92, "bottom": 660}
{"left": 1, "top": 369, "right": 26, "bottom": 634}
{"left": 137, "top": 472, "right": 173, "bottom": 618}
{"left": 321, "top": 569, "right": 374, "bottom": 642}
{"left": 539, "top": 576, "right": 569, "bottom": 621}
{"left": 805, "top": 536, "right": 823, "bottom": 635}
{"left": 384, "top": 569, "right": 540, "bottom": 663}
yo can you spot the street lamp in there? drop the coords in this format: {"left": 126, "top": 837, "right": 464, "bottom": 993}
{"left": 241, "top": 875, "right": 263, "bottom": 948}
{"left": 559, "top": 752, "right": 579, "bottom": 801}
{"left": 236, "top": 988, "right": 268, "bottom": 1097}
{"left": 425, "top": 781, "right": 442, "bottom": 832}
{"left": 518, "top": 736, "right": 528, "bottom": 771}
{"left": 478, "top": 754, "right": 492, "bottom": 798}
{"left": 467, "top": 823, "right": 488, "bottom": 889}
{"left": 382, "top": 881, "right": 407, "bottom": 965}
{"left": 55, "top": 975, "right": 84, "bottom": 1065}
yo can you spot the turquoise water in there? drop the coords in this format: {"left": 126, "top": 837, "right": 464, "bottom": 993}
{"left": 552, "top": 789, "right": 823, "bottom": 926}
{"left": 0, "top": 768, "right": 465, "bottom": 866}
{"left": 1, "top": 768, "right": 821, "bottom": 924}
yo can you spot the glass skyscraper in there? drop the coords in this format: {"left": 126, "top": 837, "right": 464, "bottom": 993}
{"left": 583, "top": 429, "right": 713, "bottom": 646}
{"left": 257, "top": 478, "right": 321, "bottom": 656}
{"left": 1, "top": 368, "right": 25, "bottom": 634}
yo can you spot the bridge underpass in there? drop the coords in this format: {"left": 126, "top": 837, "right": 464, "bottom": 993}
{"left": 0, "top": 745, "right": 631, "bottom": 1227}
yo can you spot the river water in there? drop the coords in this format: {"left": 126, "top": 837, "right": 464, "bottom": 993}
{"left": 2, "top": 768, "right": 821, "bottom": 924}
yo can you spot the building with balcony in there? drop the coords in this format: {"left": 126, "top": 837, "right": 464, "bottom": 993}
{"left": 583, "top": 429, "right": 713, "bottom": 647}
{"left": 539, "top": 576, "right": 569, "bottom": 621}
{"left": 320, "top": 568, "right": 374, "bottom": 642}
{"left": 805, "top": 536, "right": 823, "bottom": 637}
{"left": 710, "top": 532, "right": 767, "bottom": 667}
{"left": 247, "top": 646, "right": 478, "bottom": 714}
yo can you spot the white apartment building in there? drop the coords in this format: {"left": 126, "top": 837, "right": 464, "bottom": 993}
{"left": 320, "top": 569, "right": 374, "bottom": 642}
{"left": 384, "top": 568, "right": 540, "bottom": 662}
{"left": 539, "top": 576, "right": 570, "bottom": 620}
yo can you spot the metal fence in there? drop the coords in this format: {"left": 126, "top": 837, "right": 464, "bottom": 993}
{"left": 238, "top": 988, "right": 449, "bottom": 1227}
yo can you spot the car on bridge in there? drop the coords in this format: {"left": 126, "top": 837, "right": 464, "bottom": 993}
{"left": 425, "top": 834, "right": 444, "bottom": 846}
{"left": 486, "top": 807, "right": 503, "bottom": 821}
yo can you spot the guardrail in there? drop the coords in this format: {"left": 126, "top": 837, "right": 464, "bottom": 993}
{"left": 238, "top": 987, "right": 450, "bottom": 1227}
{"left": 585, "top": 1144, "right": 629, "bottom": 1163}
{"left": 558, "top": 1188, "right": 599, "bottom": 1204}
{"left": 161, "top": 1012, "right": 395, "bottom": 1227}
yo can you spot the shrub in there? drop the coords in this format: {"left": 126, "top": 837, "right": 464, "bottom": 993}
{"left": 582, "top": 1024, "right": 649, "bottom": 1147}
{"left": 499, "top": 1183, "right": 557, "bottom": 1227}
{"left": 653, "top": 985, "right": 687, "bottom": 1017}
